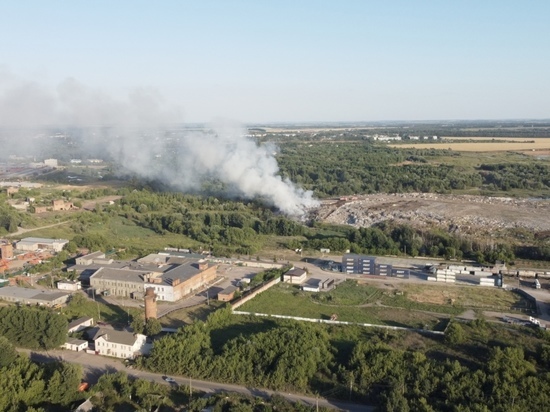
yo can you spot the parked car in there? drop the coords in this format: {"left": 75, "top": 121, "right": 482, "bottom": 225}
{"left": 162, "top": 376, "right": 176, "bottom": 383}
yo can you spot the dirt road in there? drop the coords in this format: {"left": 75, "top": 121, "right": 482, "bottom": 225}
{"left": 21, "top": 348, "right": 372, "bottom": 412}
{"left": 7, "top": 220, "right": 72, "bottom": 237}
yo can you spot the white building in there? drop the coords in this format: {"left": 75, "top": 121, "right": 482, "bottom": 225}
{"left": 44, "top": 159, "right": 58, "bottom": 167}
{"left": 302, "top": 284, "right": 320, "bottom": 292}
{"left": 283, "top": 268, "right": 307, "bottom": 284}
{"left": 68, "top": 316, "right": 94, "bottom": 333}
{"left": 92, "top": 328, "right": 149, "bottom": 359}
{"left": 57, "top": 280, "right": 81, "bottom": 291}
{"left": 63, "top": 338, "right": 88, "bottom": 351}
{"left": 16, "top": 237, "right": 69, "bottom": 252}
{"left": 75, "top": 251, "right": 106, "bottom": 266}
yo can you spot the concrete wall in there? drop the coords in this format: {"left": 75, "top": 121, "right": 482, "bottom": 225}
{"left": 231, "top": 277, "right": 281, "bottom": 310}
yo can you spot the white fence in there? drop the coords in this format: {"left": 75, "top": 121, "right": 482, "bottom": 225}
{"left": 232, "top": 310, "right": 445, "bottom": 335}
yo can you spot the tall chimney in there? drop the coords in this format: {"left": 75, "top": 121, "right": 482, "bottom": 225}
{"left": 144, "top": 287, "right": 158, "bottom": 320}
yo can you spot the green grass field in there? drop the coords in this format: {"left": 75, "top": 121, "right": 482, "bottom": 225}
{"left": 238, "top": 280, "right": 531, "bottom": 330}
{"left": 159, "top": 301, "right": 225, "bottom": 329}
{"left": 13, "top": 215, "right": 201, "bottom": 255}
{"left": 61, "top": 293, "right": 142, "bottom": 327}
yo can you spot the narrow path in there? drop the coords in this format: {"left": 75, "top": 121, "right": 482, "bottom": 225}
{"left": 7, "top": 220, "right": 72, "bottom": 237}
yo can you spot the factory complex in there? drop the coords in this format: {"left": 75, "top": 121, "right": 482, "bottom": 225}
{"left": 72, "top": 250, "right": 218, "bottom": 302}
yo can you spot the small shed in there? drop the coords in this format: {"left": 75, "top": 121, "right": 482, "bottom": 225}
{"left": 283, "top": 268, "right": 307, "bottom": 284}
{"left": 57, "top": 280, "right": 82, "bottom": 291}
{"left": 217, "top": 285, "right": 238, "bottom": 302}
{"left": 64, "top": 338, "right": 89, "bottom": 352}
{"left": 68, "top": 316, "right": 94, "bottom": 333}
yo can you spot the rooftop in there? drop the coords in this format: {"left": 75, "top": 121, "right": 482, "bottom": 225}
{"left": 138, "top": 251, "right": 206, "bottom": 264}
{"left": 285, "top": 268, "right": 307, "bottom": 277}
{"left": 18, "top": 237, "right": 69, "bottom": 244}
{"left": 79, "top": 251, "right": 105, "bottom": 259}
{"left": 58, "top": 279, "right": 80, "bottom": 285}
{"left": 68, "top": 316, "right": 94, "bottom": 329}
{"left": 91, "top": 267, "right": 154, "bottom": 283}
{"left": 66, "top": 338, "right": 88, "bottom": 345}
{"left": 88, "top": 258, "right": 212, "bottom": 287}
{"left": 90, "top": 327, "right": 142, "bottom": 346}
{"left": 0, "top": 286, "right": 70, "bottom": 302}
{"left": 219, "top": 285, "right": 238, "bottom": 295}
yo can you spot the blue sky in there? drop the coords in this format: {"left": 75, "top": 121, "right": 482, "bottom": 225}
{"left": 1, "top": 1, "right": 549, "bottom": 123}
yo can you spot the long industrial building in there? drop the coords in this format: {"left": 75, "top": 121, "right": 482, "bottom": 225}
{"left": 0, "top": 286, "right": 70, "bottom": 307}
{"left": 86, "top": 252, "right": 218, "bottom": 302}
{"left": 342, "top": 254, "right": 410, "bottom": 277}
{"left": 16, "top": 237, "right": 69, "bottom": 252}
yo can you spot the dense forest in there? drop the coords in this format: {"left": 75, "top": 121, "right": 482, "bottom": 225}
{"left": 276, "top": 142, "right": 550, "bottom": 197}
{"left": 301, "top": 221, "right": 540, "bottom": 264}
{"left": 0, "top": 337, "right": 313, "bottom": 412}
{"left": 0, "top": 337, "right": 83, "bottom": 411}
{"left": 0, "top": 306, "right": 67, "bottom": 350}
{"left": 92, "top": 371, "right": 327, "bottom": 411}
{"left": 142, "top": 307, "right": 550, "bottom": 411}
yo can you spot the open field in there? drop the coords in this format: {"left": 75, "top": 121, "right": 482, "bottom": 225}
{"left": 8, "top": 215, "right": 202, "bottom": 254}
{"left": 390, "top": 137, "right": 550, "bottom": 152}
{"left": 159, "top": 302, "right": 224, "bottom": 329}
{"left": 61, "top": 293, "right": 142, "bottom": 327}
{"left": 238, "top": 280, "right": 531, "bottom": 330}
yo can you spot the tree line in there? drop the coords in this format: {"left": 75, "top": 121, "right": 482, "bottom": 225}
{"left": 141, "top": 309, "right": 550, "bottom": 411}
{"left": 276, "top": 142, "right": 550, "bottom": 197}
{"left": 0, "top": 306, "right": 67, "bottom": 350}
{"left": 303, "top": 221, "right": 518, "bottom": 264}
{"left": 0, "top": 337, "right": 83, "bottom": 411}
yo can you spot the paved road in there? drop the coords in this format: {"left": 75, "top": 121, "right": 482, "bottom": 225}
{"left": 21, "top": 349, "right": 372, "bottom": 412}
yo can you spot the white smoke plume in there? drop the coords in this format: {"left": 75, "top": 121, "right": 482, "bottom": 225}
{"left": 0, "top": 72, "right": 318, "bottom": 215}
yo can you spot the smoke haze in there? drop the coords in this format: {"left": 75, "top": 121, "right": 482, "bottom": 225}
{"left": 0, "top": 72, "right": 318, "bottom": 215}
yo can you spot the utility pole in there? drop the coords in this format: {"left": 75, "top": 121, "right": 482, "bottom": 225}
{"left": 92, "top": 288, "right": 101, "bottom": 321}
{"left": 206, "top": 290, "right": 209, "bottom": 306}
{"left": 316, "top": 394, "right": 319, "bottom": 412}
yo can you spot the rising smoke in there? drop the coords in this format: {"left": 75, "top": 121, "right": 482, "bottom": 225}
{"left": 0, "top": 72, "right": 318, "bottom": 216}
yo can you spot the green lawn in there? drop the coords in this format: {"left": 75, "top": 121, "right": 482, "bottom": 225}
{"left": 61, "top": 293, "right": 142, "bottom": 327}
{"left": 159, "top": 301, "right": 225, "bottom": 329}
{"left": 14, "top": 215, "right": 201, "bottom": 254}
{"left": 238, "top": 280, "right": 531, "bottom": 330}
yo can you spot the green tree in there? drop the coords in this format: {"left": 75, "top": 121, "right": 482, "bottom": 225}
{"left": 131, "top": 312, "right": 145, "bottom": 334}
{"left": 0, "top": 336, "right": 18, "bottom": 368}
{"left": 445, "top": 321, "right": 465, "bottom": 345}
{"left": 144, "top": 318, "right": 162, "bottom": 336}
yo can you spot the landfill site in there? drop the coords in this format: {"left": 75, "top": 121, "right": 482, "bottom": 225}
{"left": 316, "top": 193, "right": 550, "bottom": 236}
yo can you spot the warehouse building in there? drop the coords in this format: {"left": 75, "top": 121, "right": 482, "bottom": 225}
{"left": 283, "top": 267, "right": 307, "bottom": 284}
{"left": 75, "top": 251, "right": 106, "bottom": 265}
{"left": 342, "top": 254, "right": 409, "bottom": 278}
{"left": 89, "top": 258, "right": 217, "bottom": 302}
{"left": 0, "top": 286, "right": 70, "bottom": 307}
{"left": 16, "top": 237, "right": 69, "bottom": 252}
